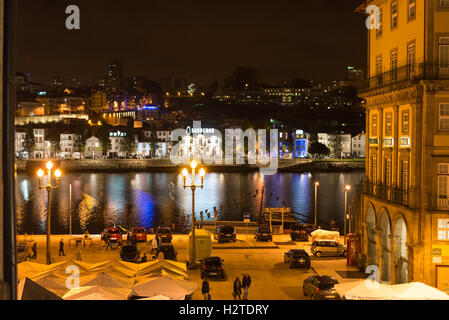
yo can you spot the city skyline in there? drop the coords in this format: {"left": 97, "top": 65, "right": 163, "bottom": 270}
{"left": 15, "top": 0, "right": 366, "bottom": 86}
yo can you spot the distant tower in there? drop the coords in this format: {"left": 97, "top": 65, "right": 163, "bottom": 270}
{"left": 107, "top": 59, "right": 123, "bottom": 88}
{"left": 25, "top": 54, "right": 31, "bottom": 82}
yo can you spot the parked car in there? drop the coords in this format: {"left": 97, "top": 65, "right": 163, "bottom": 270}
{"left": 303, "top": 275, "right": 340, "bottom": 300}
{"left": 200, "top": 257, "right": 226, "bottom": 280}
{"left": 311, "top": 240, "right": 347, "bottom": 257}
{"left": 255, "top": 226, "right": 272, "bottom": 242}
{"left": 156, "top": 227, "right": 173, "bottom": 243}
{"left": 290, "top": 223, "right": 317, "bottom": 241}
{"left": 17, "top": 241, "right": 34, "bottom": 263}
{"left": 131, "top": 227, "right": 147, "bottom": 242}
{"left": 214, "top": 225, "right": 236, "bottom": 243}
{"left": 120, "top": 244, "right": 140, "bottom": 263}
{"left": 284, "top": 249, "right": 311, "bottom": 269}
{"left": 101, "top": 228, "right": 122, "bottom": 243}
{"left": 157, "top": 244, "right": 177, "bottom": 261}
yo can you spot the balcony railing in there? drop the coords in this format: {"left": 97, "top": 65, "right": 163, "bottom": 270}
{"left": 364, "top": 180, "right": 449, "bottom": 211}
{"left": 357, "top": 62, "right": 449, "bottom": 93}
{"left": 363, "top": 181, "right": 419, "bottom": 208}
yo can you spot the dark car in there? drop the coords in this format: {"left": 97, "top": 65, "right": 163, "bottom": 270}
{"left": 214, "top": 225, "right": 236, "bottom": 243}
{"left": 120, "top": 244, "right": 140, "bottom": 263}
{"left": 284, "top": 249, "right": 311, "bottom": 269}
{"left": 158, "top": 244, "right": 177, "bottom": 261}
{"left": 17, "top": 241, "right": 34, "bottom": 263}
{"left": 156, "top": 227, "right": 173, "bottom": 243}
{"left": 200, "top": 257, "right": 225, "bottom": 280}
{"left": 101, "top": 228, "right": 122, "bottom": 243}
{"left": 290, "top": 224, "right": 317, "bottom": 241}
{"left": 255, "top": 226, "right": 272, "bottom": 242}
{"left": 303, "top": 275, "right": 341, "bottom": 300}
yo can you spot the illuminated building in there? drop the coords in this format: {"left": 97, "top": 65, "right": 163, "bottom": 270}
{"left": 356, "top": 0, "right": 449, "bottom": 288}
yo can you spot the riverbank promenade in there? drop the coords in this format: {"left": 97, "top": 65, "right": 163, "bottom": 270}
{"left": 16, "top": 158, "right": 365, "bottom": 173}
{"left": 17, "top": 233, "right": 361, "bottom": 300}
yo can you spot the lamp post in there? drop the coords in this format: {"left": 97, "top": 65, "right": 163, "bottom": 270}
{"left": 37, "top": 161, "right": 61, "bottom": 265}
{"left": 182, "top": 160, "right": 205, "bottom": 269}
{"left": 344, "top": 184, "right": 351, "bottom": 243}
{"left": 314, "top": 182, "right": 319, "bottom": 227}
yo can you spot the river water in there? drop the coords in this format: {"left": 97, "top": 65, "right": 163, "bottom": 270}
{"left": 15, "top": 171, "right": 364, "bottom": 234}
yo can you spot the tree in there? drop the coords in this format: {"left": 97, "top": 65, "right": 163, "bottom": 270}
{"left": 22, "top": 128, "right": 35, "bottom": 156}
{"left": 98, "top": 124, "right": 112, "bottom": 156}
{"left": 47, "top": 129, "right": 61, "bottom": 157}
{"left": 149, "top": 131, "right": 158, "bottom": 158}
{"left": 73, "top": 135, "right": 86, "bottom": 153}
{"left": 308, "top": 142, "right": 330, "bottom": 159}
{"left": 121, "top": 135, "right": 136, "bottom": 156}
{"left": 329, "top": 135, "right": 343, "bottom": 158}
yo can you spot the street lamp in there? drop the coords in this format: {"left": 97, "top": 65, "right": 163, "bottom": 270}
{"left": 182, "top": 160, "right": 205, "bottom": 269}
{"left": 314, "top": 182, "right": 319, "bottom": 227}
{"left": 344, "top": 184, "right": 351, "bottom": 243}
{"left": 37, "top": 161, "right": 61, "bottom": 265}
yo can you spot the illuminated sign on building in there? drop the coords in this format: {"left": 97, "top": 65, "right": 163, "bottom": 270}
{"left": 383, "top": 138, "right": 394, "bottom": 147}
{"left": 142, "top": 105, "right": 158, "bottom": 110}
{"left": 399, "top": 137, "right": 410, "bottom": 148}
{"left": 369, "top": 137, "right": 379, "bottom": 145}
{"left": 185, "top": 127, "right": 216, "bottom": 135}
{"left": 109, "top": 131, "right": 127, "bottom": 137}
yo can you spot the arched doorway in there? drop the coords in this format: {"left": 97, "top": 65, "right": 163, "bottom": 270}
{"left": 394, "top": 217, "right": 408, "bottom": 284}
{"left": 379, "top": 210, "right": 391, "bottom": 283}
{"left": 366, "top": 206, "right": 377, "bottom": 266}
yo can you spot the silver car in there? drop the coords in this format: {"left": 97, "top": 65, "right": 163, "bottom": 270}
{"left": 311, "top": 240, "right": 347, "bottom": 257}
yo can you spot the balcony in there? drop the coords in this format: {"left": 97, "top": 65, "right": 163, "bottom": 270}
{"left": 365, "top": 181, "right": 449, "bottom": 211}
{"left": 357, "top": 62, "right": 449, "bottom": 94}
{"left": 363, "top": 181, "right": 419, "bottom": 209}
{"left": 427, "top": 197, "right": 449, "bottom": 211}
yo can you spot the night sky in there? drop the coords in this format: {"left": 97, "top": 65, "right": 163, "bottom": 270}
{"left": 15, "top": 0, "right": 367, "bottom": 86}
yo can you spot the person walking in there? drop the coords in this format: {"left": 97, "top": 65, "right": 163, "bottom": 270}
{"left": 151, "top": 236, "right": 158, "bottom": 255}
{"left": 106, "top": 238, "right": 113, "bottom": 251}
{"left": 59, "top": 239, "right": 65, "bottom": 256}
{"left": 232, "top": 277, "right": 242, "bottom": 300}
{"left": 83, "top": 230, "right": 90, "bottom": 247}
{"left": 202, "top": 278, "right": 210, "bottom": 300}
{"left": 242, "top": 274, "right": 252, "bottom": 300}
{"left": 31, "top": 242, "right": 37, "bottom": 259}
{"left": 156, "top": 234, "right": 161, "bottom": 247}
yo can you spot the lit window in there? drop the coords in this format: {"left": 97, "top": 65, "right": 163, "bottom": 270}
{"left": 438, "top": 164, "right": 449, "bottom": 210}
{"left": 440, "top": 103, "right": 449, "bottom": 130}
{"left": 385, "top": 112, "right": 393, "bottom": 136}
{"left": 372, "top": 114, "right": 378, "bottom": 135}
{"left": 376, "top": 8, "right": 383, "bottom": 37}
{"left": 402, "top": 111, "right": 409, "bottom": 133}
{"left": 440, "top": 0, "right": 449, "bottom": 8}
{"left": 390, "top": 49, "right": 398, "bottom": 81}
{"left": 408, "top": 0, "right": 416, "bottom": 20}
{"left": 391, "top": 1, "right": 398, "bottom": 28}
{"left": 438, "top": 219, "right": 449, "bottom": 240}
{"left": 407, "top": 42, "right": 416, "bottom": 76}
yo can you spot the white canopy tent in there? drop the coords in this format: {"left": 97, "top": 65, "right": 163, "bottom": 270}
{"left": 310, "top": 229, "right": 341, "bottom": 243}
{"left": 335, "top": 280, "right": 449, "bottom": 300}
{"left": 62, "top": 285, "right": 133, "bottom": 300}
{"left": 131, "top": 276, "right": 197, "bottom": 300}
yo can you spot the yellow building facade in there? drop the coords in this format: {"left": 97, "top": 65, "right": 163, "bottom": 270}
{"left": 357, "top": 0, "right": 449, "bottom": 290}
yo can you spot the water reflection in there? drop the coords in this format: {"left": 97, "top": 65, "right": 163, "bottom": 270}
{"left": 15, "top": 171, "right": 364, "bottom": 234}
